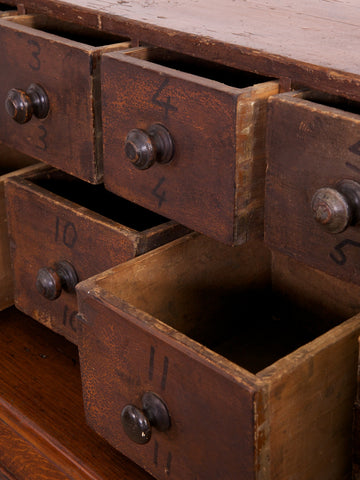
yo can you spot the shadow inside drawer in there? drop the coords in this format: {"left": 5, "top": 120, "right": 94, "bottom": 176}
{"left": 31, "top": 170, "right": 169, "bottom": 232}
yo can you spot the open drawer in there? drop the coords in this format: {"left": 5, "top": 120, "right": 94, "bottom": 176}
{"left": 5, "top": 165, "right": 188, "bottom": 344}
{"left": 0, "top": 14, "right": 130, "bottom": 183}
{"left": 101, "top": 46, "right": 279, "bottom": 245}
{"left": 76, "top": 233, "right": 360, "bottom": 480}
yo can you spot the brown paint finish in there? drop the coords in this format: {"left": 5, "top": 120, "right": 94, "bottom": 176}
{"left": 102, "top": 47, "right": 279, "bottom": 245}
{"left": 0, "top": 14, "right": 130, "bottom": 183}
{"left": 77, "top": 234, "right": 360, "bottom": 479}
{"left": 5, "top": 164, "right": 188, "bottom": 344}
{"left": 265, "top": 90, "right": 360, "bottom": 285}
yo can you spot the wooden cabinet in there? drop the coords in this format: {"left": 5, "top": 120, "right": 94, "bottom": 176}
{"left": 0, "top": 1, "right": 360, "bottom": 480}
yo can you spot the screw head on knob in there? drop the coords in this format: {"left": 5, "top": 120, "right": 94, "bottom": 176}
{"left": 5, "top": 83, "right": 49, "bottom": 124}
{"left": 36, "top": 260, "right": 78, "bottom": 301}
{"left": 121, "top": 392, "right": 171, "bottom": 444}
{"left": 125, "top": 124, "right": 174, "bottom": 170}
{"left": 311, "top": 179, "right": 360, "bottom": 234}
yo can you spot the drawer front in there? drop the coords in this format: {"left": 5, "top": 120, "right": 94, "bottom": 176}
{"left": 102, "top": 49, "right": 279, "bottom": 244}
{"left": 5, "top": 166, "right": 186, "bottom": 344}
{"left": 266, "top": 92, "right": 360, "bottom": 285}
{"left": 0, "top": 15, "right": 128, "bottom": 183}
{"left": 77, "top": 290, "right": 257, "bottom": 480}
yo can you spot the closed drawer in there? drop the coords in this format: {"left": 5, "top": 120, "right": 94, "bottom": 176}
{"left": 0, "top": 145, "right": 35, "bottom": 311}
{"left": 0, "top": 14, "right": 130, "bottom": 183}
{"left": 102, "top": 47, "right": 279, "bottom": 245}
{"left": 5, "top": 165, "right": 188, "bottom": 344}
{"left": 266, "top": 90, "right": 360, "bottom": 285}
{"left": 77, "top": 233, "right": 360, "bottom": 480}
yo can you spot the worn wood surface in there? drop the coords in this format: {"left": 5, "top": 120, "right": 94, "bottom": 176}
{"left": 7, "top": 0, "right": 360, "bottom": 102}
{"left": 102, "top": 47, "right": 279, "bottom": 244}
{"left": 260, "top": 253, "right": 360, "bottom": 480}
{"left": 77, "top": 234, "right": 360, "bottom": 479}
{"left": 5, "top": 164, "right": 187, "bottom": 344}
{"left": 0, "top": 306, "right": 152, "bottom": 480}
{"left": 0, "top": 14, "right": 130, "bottom": 183}
{"left": 265, "top": 90, "right": 360, "bottom": 286}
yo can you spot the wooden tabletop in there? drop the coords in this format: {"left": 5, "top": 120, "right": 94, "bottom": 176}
{"left": 9, "top": 0, "right": 360, "bottom": 100}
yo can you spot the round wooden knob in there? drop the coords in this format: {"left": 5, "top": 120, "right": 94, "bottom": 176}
{"left": 5, "top": 83, "right": 49, "bottom": 124}
{"left": 36, "top": 260, "right": 78, "bottom": 301}
{"left": 125, "top": 124, "right": 174, "bottom": 170}
{"left": 121, "top": 392, "right": 170, "bottom": 445}
{"left": 311, "top": 179, "right": 360, "bottom": 233}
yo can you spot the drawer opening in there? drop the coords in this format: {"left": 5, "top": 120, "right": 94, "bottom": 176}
{"left": 30, "top": 170, "right": 169, "bottom": 231}
{"left": 126, "top": 46, "right": 273, "bottom": 88}
{"left": 302, "top": 90, "right": 360, "bottom": 116}
{"left": 0, "top": 3, "right": 16, "bottom": 11}
{"left": 97, "top": 236, "right": 360, "bottom": 374}
{"left": 0, "top": 144, "right": 34, "bottom": 175}
{"left": 7, "top": 14, "right": 129, "bottom": 47}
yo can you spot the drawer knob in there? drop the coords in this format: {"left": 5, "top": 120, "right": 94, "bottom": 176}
{"left": 311, "top": 179, "right": 360, "bottom": 233}
{"left": 125, "top": 124, "right": 174, "bottom": 170}
{"left": 5, "top": 83, "right": 49, "bottom": 124}
{"left": 36, "top": 260, "right": 78, "bottom": 300}
{"left": 121, "top": 391, "right": 170, "bottom": 444}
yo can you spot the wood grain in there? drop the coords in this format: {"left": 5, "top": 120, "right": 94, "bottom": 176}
{"left": 265, "top": 90, "right": 360, "bottom": 285}
{"left": 12, "top": 0, "right": 360, "bottom": 101}
{"left": 0, "top": 14, "right": 130, "bottom": 183}
{"left": 0, "top": 307, "right": 152, "bottom": 480}
{"left": 102, "top": 47, "right": 279, "bottom": 244}
{"left": 5, "top": 165, "right": 187, "bottom": 343}
{"left": 77, "top": 234, "right": 360, "bottom": 479}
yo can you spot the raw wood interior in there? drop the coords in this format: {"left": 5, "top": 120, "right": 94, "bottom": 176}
{"left": 97, "top": 234, "right": 360, "bottom": 373}
{"left": 125, "top": 46, "right": 273, "bottom": 88}
{"left": 7, "top": 14, "right": 129, "bottom": 46}
{"left": 29, "top": 169, "right": 169, "bottom": 231}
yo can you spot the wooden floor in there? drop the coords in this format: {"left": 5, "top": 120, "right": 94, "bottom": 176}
{"left": 0, "top": 307, "right": 153, "bottom": 480}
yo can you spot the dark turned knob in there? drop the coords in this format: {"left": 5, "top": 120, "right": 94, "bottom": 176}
{"left": 121, "top": 392, "right": 170, "bottom": 445}
{"left": 311, "top": 179, "right": 360, "bottom": 234}
{"left": 5, "top": 83, "right": 49, "bottom": 124}
{"left": 125, "top": 124, "right": 174, "bottom": 170}
{"left": 36, "top": 260, "right": 78, "bottom": 301}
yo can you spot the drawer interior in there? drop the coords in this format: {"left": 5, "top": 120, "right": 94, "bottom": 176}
{"left": 0, "top": 3, "right": 16, "bottom": 11}
{"left": 97, "top": 235, "right": 360, "bottom": 373}
{"left": 6, "top": 14, "right": 129, "bottom": 46}
{"left": 0, "top": 144, "right": 34, "bottom": 175}
{"left": 300, "top": 90, "right": 360, "bottom": 116}
{"left": 126, "top": 46, "right": 273, "bottom": 88}
{"left": 27, "top": 169, "right": 169, "bottom": 231}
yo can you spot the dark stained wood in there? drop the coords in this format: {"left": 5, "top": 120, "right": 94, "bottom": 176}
{"left": 0, "top": 306, "right": 153, "bottom": 480}
{"left": 265, "top": 90, "right": 360, "bottom": 286}
{"left": 7, "top": 0, "right": 360, "bottom": 102}
{"left": 5, "top": 164, "right": 188, "bottom": 344}
{"left": 102, "top": 47, "right": 279, "bottom": 244}
{"left": 77, "top": 233, "right": 360, "bottom": 479}
{"left": 0, "top": 14, "right": 130, "bottom": 183}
